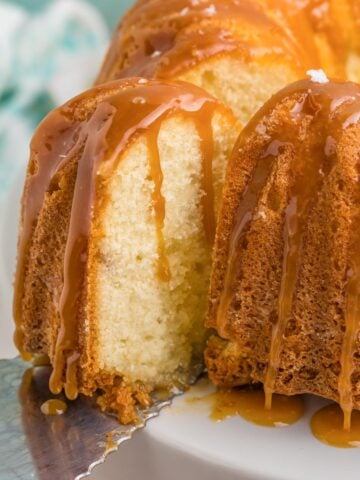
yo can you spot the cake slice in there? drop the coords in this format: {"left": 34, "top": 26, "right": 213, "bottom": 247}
{"left": 14, "top": 78, "right": 239, "bottom": 423}
{"left": 206, "top": 77, "right": 360, "bottom": 423}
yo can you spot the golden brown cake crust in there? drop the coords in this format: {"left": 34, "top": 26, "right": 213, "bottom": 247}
{"left": 206, "top": 78, "right": 360, "bottom": 413}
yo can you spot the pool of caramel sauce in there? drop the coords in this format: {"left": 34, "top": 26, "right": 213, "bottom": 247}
{"left": 311, "top": 405, "right": 360, "bottom": 448}
{"left": 189, "top": 386, "right": 304, "bottom": 427}
{"left": 188, "top": 382, "right": 360, "bottom": 448}
{"left": 40, "top": 399, "right": 68, "bottom": 416}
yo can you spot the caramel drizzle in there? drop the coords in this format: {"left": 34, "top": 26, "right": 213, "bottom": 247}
{"left": 15, "top": 80, "right": 219, "bottom": 398}
{"left": 146, "top": 102, "right": 216, "bottom": 283}
{"left": 13, "top": 117, "right": 80, "bottom": 360}
{"left": 216, "top": 151, "right": 278, "bottom": 338}
{"left": 264, "top": 196, "right": 299, "bottom": 410}
{"left": 268, "top": 99, "right": 360, "bottom": 421}
{"left": 264, "top": 150, "right": 328, "bottom": 409}
{"left": 264, "top": 91, "right": 356, "bottom": 409}
{"left": 340, "top": 262, "right": 360, "bottom": 431}
{"left": 147, "top": 125, "right": 171, "bottom": 282}
{"left": 49, "top": 103, "right": 116, "bottom": 399}
{"left": 265, "top": 94, "right": 360, "bottom": 414}
{"left": 338, "top": 114, "right": 360, "bottom": 431}
{"left": 197, "top": 104, "right": 216, "bottom": 244}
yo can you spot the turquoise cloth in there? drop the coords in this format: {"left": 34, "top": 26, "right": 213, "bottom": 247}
{"left": 0, "top": 0, "right": 133, "bottom": 197}
{"left": 12, "top": 0, "right": 133, "bottom": 28}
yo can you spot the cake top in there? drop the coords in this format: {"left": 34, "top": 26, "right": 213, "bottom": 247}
{"left": 97, "top": 0, "right": 317, "bottom": 83}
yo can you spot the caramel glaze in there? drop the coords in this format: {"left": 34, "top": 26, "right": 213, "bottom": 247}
{"left": 197, "top": 104, "right": 217, "bottom": 244}
{"left": 97, "top": 0, "right": 318, "bottom": 84}
{"left": 215, "top": 78, "right": 360, "bottom": 426}
{"left": 147, "top": 124, "right": 171, "bottom": 281}
{"left": 210, "top": 388, "right": 304, "bottom": 427}
{"left": 40, "top": 399, "right": 67, "bottom": 416}
{"left": 14, "top": 79, "right": 223, "bottom": 399}
{"left": 105, "top": 432, "right": 117, "bottom": 452}
{"left": 187, "top": 383, "right": 304, "bottom": 427}
{"left": 32, "top": 354, "right": 51, "bottom": 367}
{"left": 311, "top": 403, "right": 360, "bottom": 448}
{"left": 338, "top": 144, "right": 360, "bottom": 431}
{"left": 13, "top": 114, "right": 81, "bottom": 360}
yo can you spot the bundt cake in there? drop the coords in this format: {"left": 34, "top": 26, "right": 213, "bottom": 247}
{"left": 13, "top": 78, "right": 239, "bottom": 423}
{"left": 96, "top": 0, "right": 360, "bottom": 124}
{"left": 13, "top": 0, "right": 360, "bottom": 429}
{"left": 205, "top": 77, "right": 360, "bottom": 427}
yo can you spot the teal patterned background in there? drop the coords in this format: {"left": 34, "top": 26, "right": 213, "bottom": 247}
{"left": 0, "top": 0, "right": 134, "bottom": 197}
{"left": 13, "top": 0, "right": 133, "bottom": 28}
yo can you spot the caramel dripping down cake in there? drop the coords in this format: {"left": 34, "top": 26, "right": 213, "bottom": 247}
{"left": 13, "top": 78, "right": 240, "bottom": 423}
{"left": 96, "top": 0, "right": 360, "bottom": 125}
{"left": 205, "top": 77, "right": 360, "bottom": 427}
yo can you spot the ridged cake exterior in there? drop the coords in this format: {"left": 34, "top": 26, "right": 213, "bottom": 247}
{"left": 206, "top": 78, "right": 360, "bottom": 419}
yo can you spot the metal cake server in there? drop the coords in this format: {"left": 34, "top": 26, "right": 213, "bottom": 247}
{"left": 0, "top": 358, "right": 173, "bottom": 480}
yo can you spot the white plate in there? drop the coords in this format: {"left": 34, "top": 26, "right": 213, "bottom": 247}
{"left": 2, "top": 174, "right": 360, "bottom": 480}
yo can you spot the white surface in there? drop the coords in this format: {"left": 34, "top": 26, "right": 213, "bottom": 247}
{"left": 2, "top": 175, "right": 360, "bottom": 480}
{"left": 89, "top": 388, "right": 360, "bottom": 480}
